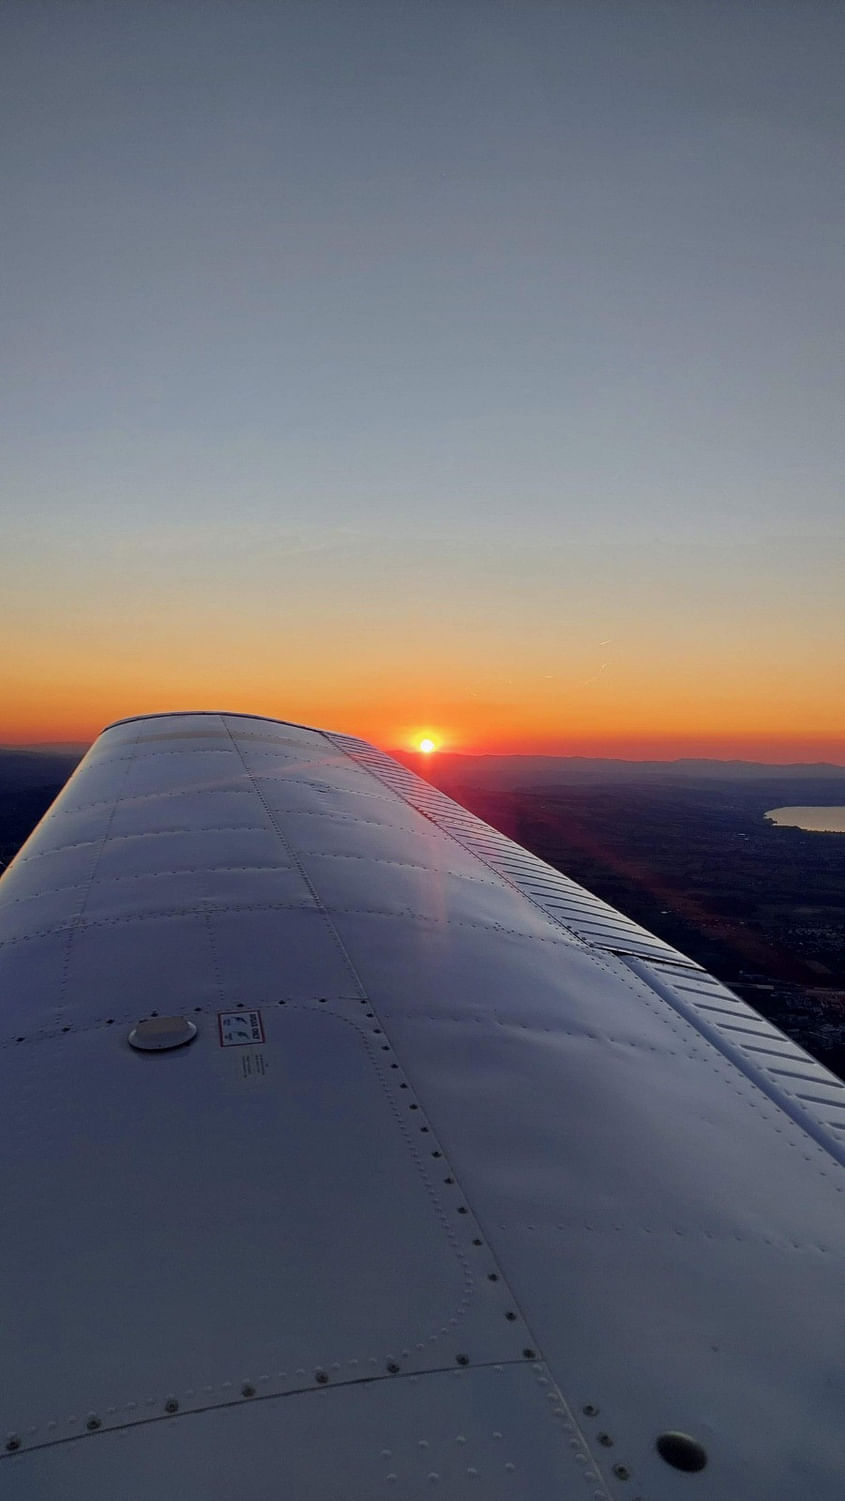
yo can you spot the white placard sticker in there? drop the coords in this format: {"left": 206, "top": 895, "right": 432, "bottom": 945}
{"left": 218, "top": 1010, "right": 265, "bottom": 1047}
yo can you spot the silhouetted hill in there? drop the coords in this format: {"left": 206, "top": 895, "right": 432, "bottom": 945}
{"left": 0, "top": 747, "right": 82, "bottom": 872}
{"left": 393, "top": 751, "right": 845, "bottom": 786}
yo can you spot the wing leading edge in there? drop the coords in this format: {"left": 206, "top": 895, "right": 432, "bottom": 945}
{"left": 1, "top": 711, "right": 843, "bottom": 1498}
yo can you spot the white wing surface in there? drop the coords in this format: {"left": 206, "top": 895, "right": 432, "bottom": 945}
{"left": 1, "top": 711, "right": 843, "bottom": 1498}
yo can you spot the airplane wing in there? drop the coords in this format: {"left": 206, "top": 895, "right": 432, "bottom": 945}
{"left": 1, "top": 711, "right": 843, "bottom": 1498}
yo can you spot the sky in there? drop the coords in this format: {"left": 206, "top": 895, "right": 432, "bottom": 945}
{"left": 2, "top": 0, "right": 844, "bottom": 758}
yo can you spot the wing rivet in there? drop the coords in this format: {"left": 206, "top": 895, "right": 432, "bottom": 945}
{"left": 241, "top": 1383, "right": 256, "bottom": 1397}
{"left": 387, "top": 1361, "right": 400, "bottom": 1374}
{"left": 164, "top": 1398, "right": 179, "bottom": 1414}
{"left": 582, "top": 1404, "right": 599, "bottom": 1417}
{"left": 597, "top": 1432, "right": 613, "bottom": 1447}
{"left": 522, "top": 1348, "right": 536, "bottom": 1359}
{"left": 6, "top": 1436, "right": 21, "bottom": 1452}
{"left": 456, "top": 1354, "right": 470, "bottom": 1366}
{"left": 128, "top": 1017, "right": 198, "bottom": 1052}
{"left": 656, "top": 1433, "right": 708, "bottom": 1472}
{"left": 86, "top": 1415, "right": 102, "bottom": 1431}
{"left": 315, "top": 1370, "right": 329, "bottom": 1385}
{"left": 612, "top": 1463, "right": 631, "bottom": 1480}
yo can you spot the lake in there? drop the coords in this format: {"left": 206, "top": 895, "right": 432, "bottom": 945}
{"left": 765, "top": 806, "right": 845, "bottom": 834}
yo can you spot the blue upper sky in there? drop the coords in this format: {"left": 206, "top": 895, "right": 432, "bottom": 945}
{"left": 2, "top": 1, "right": 843, "bottom": 751}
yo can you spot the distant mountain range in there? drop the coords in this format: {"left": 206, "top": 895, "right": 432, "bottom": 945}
{"left": 1, "top": 744, "right": 88, "bottom": 756}
{"left": 393, "top": 752, "right": 845, "bottom": 785}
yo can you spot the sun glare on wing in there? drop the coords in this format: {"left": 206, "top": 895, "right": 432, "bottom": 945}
{"left": 418, "top": 737, "right": 436, "bottom": 754}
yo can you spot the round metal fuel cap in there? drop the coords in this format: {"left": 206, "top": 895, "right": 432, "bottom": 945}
{"left": 127, "top": 1016, "right": 198, "bottom": 1052}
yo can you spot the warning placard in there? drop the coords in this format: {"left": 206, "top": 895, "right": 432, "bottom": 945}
{"left": 218, "top": 1010, "right": 265, "bottom": 1047}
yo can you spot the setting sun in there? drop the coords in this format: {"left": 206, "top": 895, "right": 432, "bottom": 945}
{"left": 418, "top": 738, "right": 436, "bottom": 754}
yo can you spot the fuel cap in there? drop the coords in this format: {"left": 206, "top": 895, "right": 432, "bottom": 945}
{"left": 128, "top": 1017, "right": 198, "bottom": 1052}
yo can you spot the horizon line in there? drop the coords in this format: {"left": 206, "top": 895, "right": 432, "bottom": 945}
{"left": 4, "top": 741, "right": 845, "bottom": 771}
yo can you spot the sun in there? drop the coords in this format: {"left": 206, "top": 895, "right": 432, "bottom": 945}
{"left": 418, "top": 737, "right": 437, "bottom": 754}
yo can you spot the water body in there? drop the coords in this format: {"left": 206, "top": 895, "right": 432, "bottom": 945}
{"left": 765, "top": 806, "right": 845, "bottom": 834}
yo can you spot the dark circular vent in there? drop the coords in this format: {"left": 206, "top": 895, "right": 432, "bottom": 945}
{"left": 656, "top": 1432, "right": 708, "bottom": 1472}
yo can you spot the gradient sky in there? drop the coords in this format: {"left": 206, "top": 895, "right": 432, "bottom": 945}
{"left": 2, "top": 0, "right": 844, "bottom": 757}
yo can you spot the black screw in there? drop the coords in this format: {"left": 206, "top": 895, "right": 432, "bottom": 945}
{"left": 444, "top": 1176, "right": 454, "bottom": 1184}
{"left": 409, "top": 1103, "right": 418, "bottom": 1110}
{"left": 432, "top": 1150, "right": 441, "bottom": 1157}
{"left": 582, "top": 1404, "right": 599, "bottom": 1417}
{"left": 598, "top": 1432, "right": 613, "bottom": 1447}
{"left": 612, "top": 1464, "right": 631, "bottom": 1481}
{"left": 386, "top": 1361, "right": 400, "bottom": 1374}
{"left": 505, "top": 1311, "right": 517, "bottom": 1321}
{"left": 241, "top": 1383, "right": 256, "bottom": 1397}
{"left": 457, "top": 1206, "right": 467, "bottom": 1214}
{"left": 86, "top": 1416, "right": 101, "bottom": 1431}
{"left": 522, "top": 1348, "right": 536, "bottom": 1359}
{"left": 487, "top": 1272, "right": 498, "bottom": 1281}
{"left": 456, "top": 1353, "right": 469, "bottom": 1366}
{"left": 472, "top": 1237, "right": 482, "bottom": 1246}
{"left": 5, "top": 1437, "right": 20, "bottom": 1452}
{"left": 164, "top": 1398, "right": 179, "bottom": 1414}
{"left": 315, "top": 1370, "right": 329, "bottom": 1385}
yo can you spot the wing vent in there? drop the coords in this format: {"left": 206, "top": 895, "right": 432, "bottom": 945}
{"left": 624, "top": 955, "right": 845, "bottom": 1168}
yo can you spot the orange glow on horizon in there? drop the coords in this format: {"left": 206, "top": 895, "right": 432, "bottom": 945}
{"left": 2, "top": 631, "right": 843, "bottom": 764}
{"left": 2, "top": 685, "right": 843, "bottom": 766}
